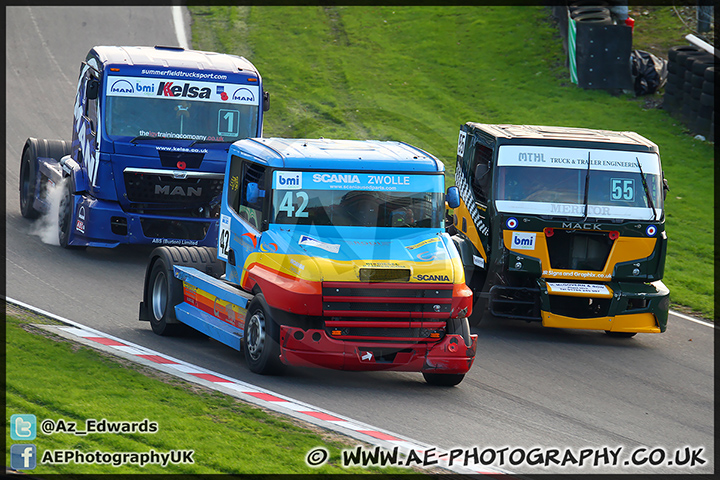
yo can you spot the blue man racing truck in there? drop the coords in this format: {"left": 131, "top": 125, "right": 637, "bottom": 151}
{"left": 20, "top": 45, "right": 268, "bottom": 248}
{"left": 139, "top": 138, "right": 477, "bottom": 386}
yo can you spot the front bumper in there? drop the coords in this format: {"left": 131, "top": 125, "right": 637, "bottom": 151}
{"left": 539, "top": 279, "right": 670, "bottom": 333}
{"left": 279, "top": 327, "right": 477, "bottom": 374}
{"left": 67, "top": 194, "right": 218, "bottom": 248}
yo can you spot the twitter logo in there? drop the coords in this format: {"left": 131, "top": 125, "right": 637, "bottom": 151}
{"left": 10, "top": 414, "right": 36, "bottom": 440}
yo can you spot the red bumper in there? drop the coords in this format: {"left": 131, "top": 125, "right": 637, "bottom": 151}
{"left": 279, "top": 327, "right": 477, "bottom": 374}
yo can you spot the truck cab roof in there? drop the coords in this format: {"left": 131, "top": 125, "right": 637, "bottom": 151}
{"left": 465, "top": 122, "right": 658, "bottom": 153}
{"left": 229, "top": 137, "right": 445, "bottom": 172}
{"left": 89, "top": 45, "right": 259, "bottom": 76}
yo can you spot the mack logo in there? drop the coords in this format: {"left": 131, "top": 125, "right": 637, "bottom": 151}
{"left": 232, "top": 87, "right": 255, "bottom": 102}
{"left": 110, "top": 80, "right": 134, "bottom": 93}
{"left": 562, "top": 222, "right": 601, "bottom": 230}
{"left": 416, "top": 274, "right": 450, "bottom": 282}
{"left": 155, "top": 185, "right": 202, "bottom": 196}
{"left": 157, "top": 81, "right": 211, "bottom": 99}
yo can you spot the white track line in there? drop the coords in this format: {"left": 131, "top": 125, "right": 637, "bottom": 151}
{"left": 668, "top": 310, "right": 716, "bottom": 328}
{"left": 172, "top": 5, "right": 190, "bottom": 49}
{"left": 5, "top": 296, "right": 510, "bottom": 475}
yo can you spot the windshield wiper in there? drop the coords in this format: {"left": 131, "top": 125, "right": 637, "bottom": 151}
{"left": 129, "top": 136, "right": 178, "bottom": 144}
{"left": 581, "top": 151, "right": 591, "bottom": 222}
{"left": 636, "top": 157, "right": 658, "bottom": 221}
{"left": 188, "top": 139, "right": 230, "bottom": 148}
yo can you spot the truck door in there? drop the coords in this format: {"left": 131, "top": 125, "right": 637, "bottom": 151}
{"left": 220, "top": 155, "right": 268, "bottom": 282}
{"left": 456, "top": 131, "right": 492, "bottom": 261}
{"left": 71, "top": 62, "right": 101, "bottom": 189}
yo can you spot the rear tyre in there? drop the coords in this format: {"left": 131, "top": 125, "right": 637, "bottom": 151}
{"left": 147, "top": 254, "right": 183, "bottom": 336}
{"left": 422, "top": 372, "right": 465, "bottom": 387}
{"left": 605, "top": 331, "right": 637, "bottom": 338}
{"left": 242, "top": 293, "right": 284, "bottom": 375}
{"left": 143, "top": 246, "right": 220, "bottom": 336}
{"left": 20, "top": 147, "right": 41, "bottom": 219}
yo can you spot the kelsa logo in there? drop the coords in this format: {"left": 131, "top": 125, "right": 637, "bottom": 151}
{"left": 415, "top": 274, "right": 450, "bottom": 282}
{"left": 110, "top": 80, "right": 134, "bottom": 93}
{"left": 157, "top": 81, "right": 211, "bottom": 98}
{"left": 232, "top": 87, "right": 255, "bottom": 102}
{"left": 277, "top": 171, "right": 302, "bottom": 189}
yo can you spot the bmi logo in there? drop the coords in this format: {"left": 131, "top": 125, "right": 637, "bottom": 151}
{"left": 276, "top": 171, "right": 302, "bottom": 189}
{"left": 511, "top": 232, "right": 536, "bottom": 250}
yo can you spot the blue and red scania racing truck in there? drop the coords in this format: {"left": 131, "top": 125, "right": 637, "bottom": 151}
{"left": 20, "top": 45, "right": 268, "bottom": 248}
{"left": 139, "top": 138, "right": 478, "bottom": 386}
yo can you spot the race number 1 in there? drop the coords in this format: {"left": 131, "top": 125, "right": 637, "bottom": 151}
{"left": 218, "top": 214, "right": 231, "bottom": 260}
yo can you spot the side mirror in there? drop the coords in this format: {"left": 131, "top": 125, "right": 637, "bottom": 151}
{"left": 262, "top": 91, "right": 270, "bottom": 112}
{"left": 246, "top": 182, "right": 265, "bottom": 204}
{"left": 474, "top": 163, "right": 489, "bottom": 184}
{"left": 446, "top": 186, "right": 460, "bottom": 209}
{"left": 86, "top": 79, "right": 99, "bottom": 100}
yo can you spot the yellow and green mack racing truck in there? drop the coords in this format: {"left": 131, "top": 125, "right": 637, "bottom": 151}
{"left": 446, "top": 123, "right": 669, "bottom": 336}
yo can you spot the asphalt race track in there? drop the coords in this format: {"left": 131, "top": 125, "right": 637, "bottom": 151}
{"left": 5, "top": 6, "right": 714, "bottom": 475}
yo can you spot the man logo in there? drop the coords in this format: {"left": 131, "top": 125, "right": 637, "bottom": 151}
{"left": 110, "top": 80, "right": 134, "bottom": 94}
{"left": 232, "top": 87, "right": 255, "bottom": 102}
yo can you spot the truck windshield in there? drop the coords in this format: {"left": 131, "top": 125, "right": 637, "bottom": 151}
{"left": 271, "top": 171, "right": 444, "bottom": 228}
{"left": 494, "top": 146, "right": 663, "bottom": 220}
{"left": 104, "top": 75, "right": 259, "bottom": 142}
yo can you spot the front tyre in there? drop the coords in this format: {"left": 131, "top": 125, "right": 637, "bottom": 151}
{"left": 422, "top": 372, "right": 466, "bottom": 387}
{"left": 243, "top": 293, "right": 284, "bottom": 375}
{"left": 57, "top": 179, "right": 74, "bottom": 248}
{"left": 605, "top": 331, "right": 637, "bottom": 338}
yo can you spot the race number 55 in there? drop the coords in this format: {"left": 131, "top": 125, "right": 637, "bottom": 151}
{"left": 611, "top": 178, "right": 634, "bottom": 201}
{"left": 457, "top": 131, "right": 467, "bottom": 158}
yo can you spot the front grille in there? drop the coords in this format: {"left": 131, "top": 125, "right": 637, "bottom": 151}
{"left": 124, "top": 171, "right": 223, "bottom": 205}
{"left": 546, "top": 229, "right": 614, "bottom": 271}
{"left": 549, "top": 295, "right": 611, "bottom": 319}
{"left": 140, "top": 218, "right": 210, "bottom": 240}
{"left": 322, "top": 282, "right": 452, "bottom": 319}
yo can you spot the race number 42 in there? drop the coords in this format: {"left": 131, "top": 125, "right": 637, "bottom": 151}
{"left": 218, "top": 214, "right": 231, "bottom": 260}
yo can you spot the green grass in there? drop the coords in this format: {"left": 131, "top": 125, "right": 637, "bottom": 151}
{"left": 4, "top": 312, "right": 412, "bottom": 474}
{"left": 190, "top": 6, "right": 713, "bottom": 319}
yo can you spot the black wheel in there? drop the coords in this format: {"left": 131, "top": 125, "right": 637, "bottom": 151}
{"left": 668, "top": 45, "right": 702, "bottom": 64}
{"left": 58, "top": 178, "right": 75, "bottom": 248}
{"left": 422, "top": 372, "right": 466, "bottom": 387}
{"left": 703, "top": 66, "right": 715, "bottom": 83}
{"left": 142, "top": 246, "right": 221, "bottom": 335}
{"left": 19, "top": 146, "right": 40, "bottom": 219}
{"left": 605, "top": 331, "right": 637, "bottom": 338}
{"left": 147, "top": 253, "right": 183, "bottom": 336}
{"left": 573, "top": 12, "right": 611, "bottom": 25}
{"left": 702, "top": 80, "right": 714, "bottom": 94}
{"left": 242, "top": 293, "right": 284, "bottom": 375}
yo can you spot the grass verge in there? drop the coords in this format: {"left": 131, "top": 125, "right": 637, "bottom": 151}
{"left": 190, "top": 5, "right": 714, "bottom": 319}
{"left": 4, "top": 309, "right": 415, "bottom": 474}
